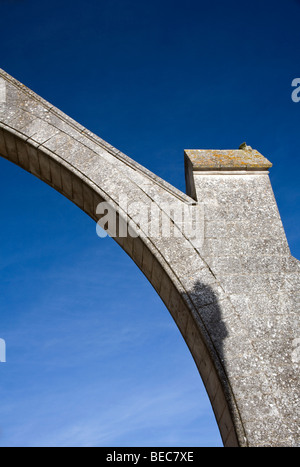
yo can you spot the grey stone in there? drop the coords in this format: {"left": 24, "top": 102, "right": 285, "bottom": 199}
{"left": 0, "top": 68, "right": 299, "bottom": 448}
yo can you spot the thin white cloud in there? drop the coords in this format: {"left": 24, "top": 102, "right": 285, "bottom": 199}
{"left": 9, "top": 377, "right": 218, "bottom": 447}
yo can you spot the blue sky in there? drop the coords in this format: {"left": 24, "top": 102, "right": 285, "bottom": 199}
{"left": 0, "top": 0, "right": 299, "bottom": 447}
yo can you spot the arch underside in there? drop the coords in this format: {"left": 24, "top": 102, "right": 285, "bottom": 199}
{"left": 1, "top": 68, "right": 299, "bottom": 448}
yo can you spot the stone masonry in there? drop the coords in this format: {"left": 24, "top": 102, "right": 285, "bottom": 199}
{"left": 0, "top": 69, "right": 299, "bottom": 447}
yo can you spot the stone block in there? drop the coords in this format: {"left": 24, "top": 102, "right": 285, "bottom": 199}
{"left": 71, "top": 174, "right": 84, "bottom": 209}
{"left": 3, "top": 130, "right": 18, "bottom": 164}
{"left": 27, "top": 145, "right": 40, "bottom": 178}
{"left": 151, "top": 257, "right": 164, "bottom": 294}
{"left": 141, "top": 243, "right": 154, "bottom": 281}
{"left": 82, "top": 182, "right": 95, "bottom": 219}
{"left": 49, "top": 159, "right": 62, "bottom": 190}
{"left": 0, "top": 127, "right": 6, "bottom": 156}
{"left": 15, "top": 138, "right": 29, "bottom": 171}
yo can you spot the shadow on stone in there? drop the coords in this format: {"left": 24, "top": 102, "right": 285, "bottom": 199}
{"left": 180, "top": 280, "right": 240, "bottom": 446}
{"left": 184, "top": 280, "right": 228, "bottom": 368}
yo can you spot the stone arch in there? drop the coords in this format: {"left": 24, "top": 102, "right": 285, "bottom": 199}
{"left": 0, "top": 69, "right": 299, "bottom": 447}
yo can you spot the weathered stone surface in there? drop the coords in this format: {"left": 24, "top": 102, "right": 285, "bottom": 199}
{"left": 0, "top": 68, "right": 299, "bottom": 447}
{"left": 185, "top": 148, "right": 273, "bottom": 170}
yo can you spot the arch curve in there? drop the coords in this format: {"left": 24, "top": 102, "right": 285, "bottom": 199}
{"left": 1, "top": 69, "right": 299, "bottom": 447}
{"left": 0, "top": 70, "right": 241, "bottom": 447}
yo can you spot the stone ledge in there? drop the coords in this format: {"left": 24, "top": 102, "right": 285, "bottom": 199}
{"left": 185, "top": 148, "right": 272, "bottom": 171}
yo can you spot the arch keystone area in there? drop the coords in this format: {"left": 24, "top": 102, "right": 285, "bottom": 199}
{"left": 0, "top": 69, "right": 299, "bottom": 447}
